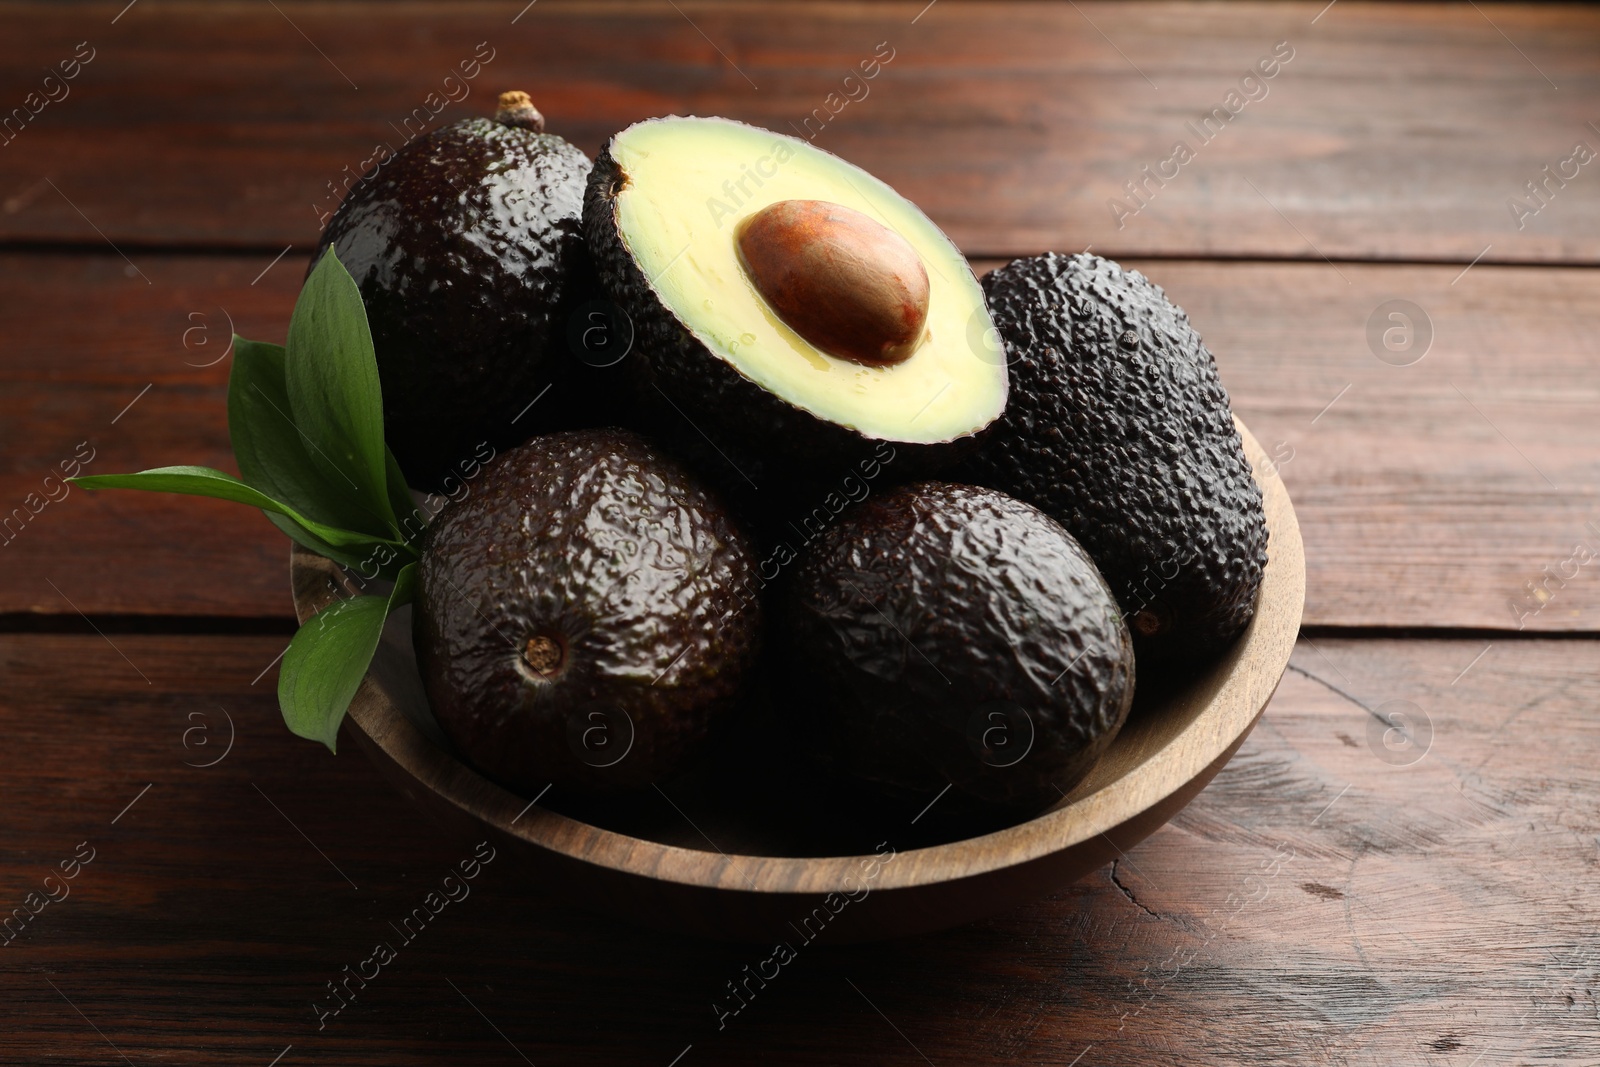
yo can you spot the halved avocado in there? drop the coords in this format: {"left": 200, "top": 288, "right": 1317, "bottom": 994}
{"left": 583, "top": 116, "right": 1006, "bottom": 477}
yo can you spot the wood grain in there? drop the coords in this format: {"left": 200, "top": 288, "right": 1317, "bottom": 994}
{"left": 1, "top": 3, "right": 1595, "bottom": 1065}
{"left": 0, "top": 252, "right": 303, "bottom": 619}
{"left": 1, "top": 632, "right": 1595, "bottom": 1064}
{"left": 1, "top": 3, "right": 1597, "bottom": 261}
{"left": 1133, "top": 258, "right": 1600, "bottom": 633}
{"left": 5, "top": 252, "right": 1597, "bottom": 632}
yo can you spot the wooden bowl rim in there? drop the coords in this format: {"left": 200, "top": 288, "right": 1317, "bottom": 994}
{"left": 292, "top": 418, "right": 1304, "bottom": 896}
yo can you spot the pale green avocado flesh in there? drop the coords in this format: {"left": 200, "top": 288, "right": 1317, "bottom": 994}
{"left": 609, "top": 116, "right": 1007, "bottom": 445}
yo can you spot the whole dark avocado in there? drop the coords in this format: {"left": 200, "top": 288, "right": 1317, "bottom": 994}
{"left": 963, "top": 252, "right": 1267, "bottom": 665}
{"left": 776, "top": 481, "right": 1134, "bottom": 814}
{"left": 313, "top": 92, "right": 597, "bottom": 491}
{"left": 414, "top": 428, "right": 762, "bottom": 793}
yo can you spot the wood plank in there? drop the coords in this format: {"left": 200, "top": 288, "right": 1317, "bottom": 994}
{"left": 0, "top": 632, "right": 1594, "bottom": 1064}
{"left": 5, "top": 252, "right": 1597, "bottom": 630}
{"left": 0, "top": 251, "right": 303, "bottom": 619}
{"left": 1, "top": 2, "right": 1597, "bottom": 261}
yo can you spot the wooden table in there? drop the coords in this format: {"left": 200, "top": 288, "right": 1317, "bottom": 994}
{"left": 3, "top": 2, "right": 1598, "bottom": 1063}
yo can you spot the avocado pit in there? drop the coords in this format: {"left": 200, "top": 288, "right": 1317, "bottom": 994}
{"left": 736, "top": 199, "right": 929, "bottom": 367}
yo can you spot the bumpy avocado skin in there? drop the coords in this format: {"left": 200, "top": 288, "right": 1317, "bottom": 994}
{"left": 414, "top": 428, "right": 762, "bottom": 793}
{"left": 581, "top": 144, "right": 962, "bottom": 503}
{"left": 778, "top": 481, "right": 1135, "bottom": 814}
{"left": 314, "top": 117, "right": 598, "bottom": 491}
{"left": 963, "top": 253, "right": 1267, "bottom": 665}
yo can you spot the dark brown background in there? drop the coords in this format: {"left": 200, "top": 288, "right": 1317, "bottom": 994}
{"left": 1, "top": 2, "right": 1598, "bottom": 1064}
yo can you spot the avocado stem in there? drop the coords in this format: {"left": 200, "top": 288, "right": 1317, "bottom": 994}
{"left": 524, "top": 634, "right": 565, "bottom": 677}
{"left": 495, "top": 90, "right": 546, "bottom": 132}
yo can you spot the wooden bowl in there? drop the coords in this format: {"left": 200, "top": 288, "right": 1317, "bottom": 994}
{"left": 291, "top": 420, "right": 1303, "bottom": 943}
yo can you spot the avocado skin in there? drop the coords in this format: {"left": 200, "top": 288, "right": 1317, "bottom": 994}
{"left": 582, "top": 143, "right": 962, "bottom": 496}
{"left": 314, "top": 117, "right": 598, "bottom": 491}
{"left": 414, "top": 428, "right": 761, "bottom": 793}
{"left": 777, "top": 481, "right": 1134, "bottom": 814}
{"left": 962, "top": 253, "right": 1267, "bottom": 665}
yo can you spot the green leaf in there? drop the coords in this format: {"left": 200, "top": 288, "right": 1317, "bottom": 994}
{"left": 285, "top": 248, "right": 398, "bottom": 538}
{"left": 279, "top": 562, "right": 417, "bottom": 752}
{"left": 229, "top": 336, "right": 397, "bottom": 540}
{"left": 262, "top": 512, "right": 377, "bottom": 573}
{"left": 267, "top": 511, "right": 413, "bottom": 581}
{"left": 383, "top": 445, "right": 425, "bottom": 549}
{"left": 70, "top": 467, "right": 403, "bottom": 552}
